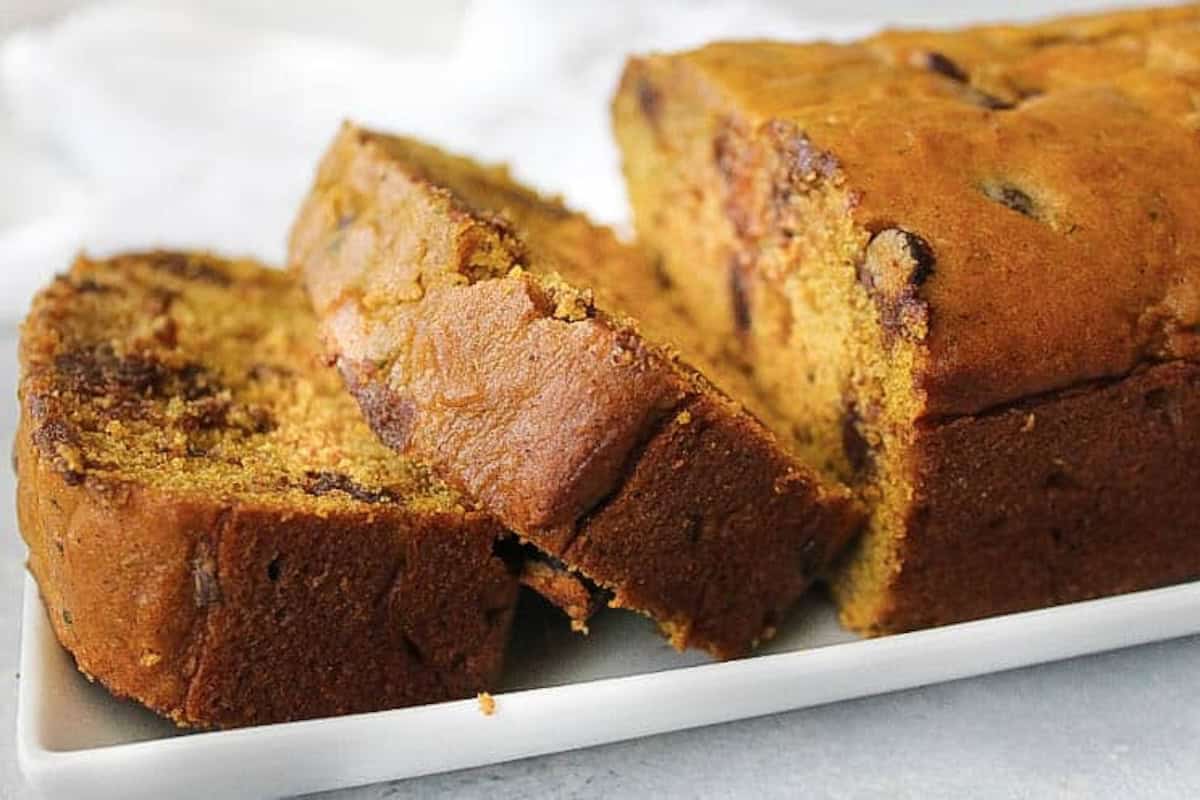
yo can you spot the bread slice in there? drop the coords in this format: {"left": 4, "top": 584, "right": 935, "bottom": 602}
{"left": 290, "top": 125, "right": 863, "bottom": 659}
{"left": 612, "top": 6, "right": 1200, "bottom": 634}
{"left": 16, "top": 252, "right": 519, "bottom": 728}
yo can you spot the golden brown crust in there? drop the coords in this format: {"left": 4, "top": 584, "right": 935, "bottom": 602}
{"left": 290, "top": 125, "right": 862, "bottom": 659}
{"left": 561, "top": 391, "right": 857, "bottom": 649}
{"left": 16, "top": 253, "right": 518, "bottom": 728}
{"left": 841, "top": 360, "right": 1200, "bottom": 632}
{"left": 620, "top": 4, "right": 1200, "bottom": 418}
{"left": 18, "top": 423, "right": 213, "bottom": 720}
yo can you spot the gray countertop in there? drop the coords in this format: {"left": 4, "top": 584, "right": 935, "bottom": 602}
{"left": 0, "top": 326, "right": 1197, "bottom": 799}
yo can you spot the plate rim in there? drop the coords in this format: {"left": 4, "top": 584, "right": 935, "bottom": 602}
{"left": 18, "top": 571, "right": 1200, "bottom": 798}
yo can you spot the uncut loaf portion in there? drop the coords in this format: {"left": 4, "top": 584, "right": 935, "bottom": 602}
{"left": 16, "top": 252, "right": 519, "bottom": 728}
{"left": 290, "top": 125, "right": 863, "bottom": 660}
{"left": 614, "top": 5, "right": 1200, "bottom": 635}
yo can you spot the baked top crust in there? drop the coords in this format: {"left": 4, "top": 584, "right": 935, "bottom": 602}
{"left": 624, "top": 5, "right": 1200, "bottom": 418}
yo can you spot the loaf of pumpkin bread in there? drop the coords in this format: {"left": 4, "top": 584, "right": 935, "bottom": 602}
{"left": 16, "top": 252, "right": 519, "bottom": 727}
{"left": 290, "top": 125, "right": 863, "bottom": 659}
{"left": 614, "top": 5, "right": 1200, "bottom": 634}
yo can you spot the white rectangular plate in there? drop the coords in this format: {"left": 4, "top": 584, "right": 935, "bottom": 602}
{"left": 18, "top": 571, "right": 1200, "bottom": 799}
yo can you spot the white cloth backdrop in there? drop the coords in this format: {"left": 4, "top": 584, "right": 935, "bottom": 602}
{"left": 0, "top": 0, "right": 1146, "bottom": 320}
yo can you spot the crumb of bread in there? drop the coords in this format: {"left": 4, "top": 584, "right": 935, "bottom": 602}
{"left": 477, "top": 692, "right": 496, "bottom": 716}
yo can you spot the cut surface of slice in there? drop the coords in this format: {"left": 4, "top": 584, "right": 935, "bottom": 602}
{"left": 16, "top": 251, "right": 519, "bottom": 728}
{"left": 290, "top": 125, "right": 863, "bottom": 659}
